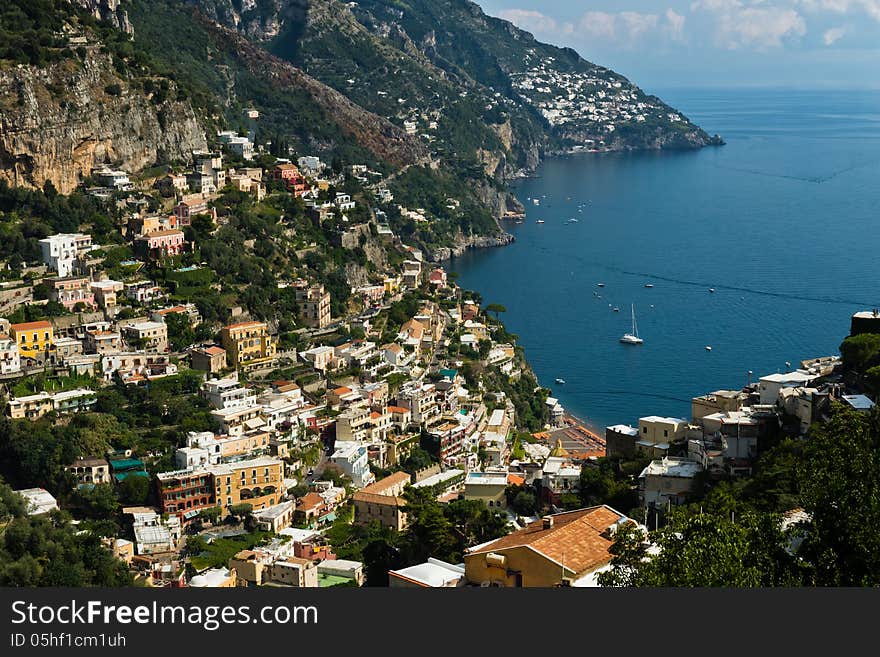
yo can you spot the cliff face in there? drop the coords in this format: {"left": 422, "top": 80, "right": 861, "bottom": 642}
{"left": 0, "top": 52, "right": 207, "bottom": 194}
{"left": 73, "top": 0, "right": 134, "bottom": 34}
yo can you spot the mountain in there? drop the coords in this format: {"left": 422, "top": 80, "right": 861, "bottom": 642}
{"left": 0, "top": 0, "right": 722, "bottom": 248}
{"left": 0, "top": 0, "right": 206, "bottom": 194}
{"left": 182, "top": 0, "right": 722, "bottom": 178}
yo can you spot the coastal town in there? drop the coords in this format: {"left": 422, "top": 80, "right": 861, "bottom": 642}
{"left": 1, "top": 117, "right": 877, "bottom": 588}
{"left": 510, "top": 49, "right": 687, "bottom": 140}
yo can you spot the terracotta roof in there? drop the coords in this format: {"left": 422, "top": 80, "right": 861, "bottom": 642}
{"left": 360, "top": 471, "right": 411, "bottom": 495}
{"left": 11, "top": 320, "right": 52, "bottom": 331}
{"left": 467, "top": 506, "right": 631, "bottom": 576}
{"left": 223, "top": 321, "right": 266, "bottom": 330}
{"left": 507, "top": 474, "right": 526, "bottom": 486}
{"left": 201, "top": 346, "right": 226, "bottom": 356}
{"left": 352, "top": 491, "right": 406, "bottom": 506}
{"left": 333, "top": 387, "right": 352, "bottom": 395}
{"left": 298, "top": 492, "right": 324, "bottom": 510}
{"left": 387, "top": 406, "right": 410, "bottom": 414}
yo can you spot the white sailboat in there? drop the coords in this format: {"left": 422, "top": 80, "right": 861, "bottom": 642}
{"left": 620, "top": 304, "right": 644, "bottom": 345}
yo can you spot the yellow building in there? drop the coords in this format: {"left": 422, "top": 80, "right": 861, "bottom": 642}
{"left": 210, "top": 457, "right": 284, "bottom": 513}
{"left": 10, "top": 320, "right": 53, "bottom": 360}
{"left": 221, "top": 321, "right": 275, "bottom": 369}
{"left": 464, "top": 506, "right": 635, "bottom": 587}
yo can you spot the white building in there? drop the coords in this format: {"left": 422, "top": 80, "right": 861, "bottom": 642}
{"left": 330, "top": 441, "right": 374, "bottom": 488}
{"left": 201, "top": 374, "right": 257, "bottom": 411}
{"left": 131, "top": 508, "right": 182, "bottom": 555}
{"left": 389, "top": 558, "right": 465, "bottom": 588}
{"left": 758, "top": 371, "right": 820, "bottom": 406}
{"left": 0, "top": 336, "right": 21, "bottom": 374}
{"left": 227, "top": 136, "right": 254, "bottom": 161}
{"left": 15, "top": 488, "right": 58, "bottom": 516}
{"left": 638, "top": 457, "right": 703, "bottom": 508}
{"left": 39, "top": 233, "right": 90, "bottom": 277}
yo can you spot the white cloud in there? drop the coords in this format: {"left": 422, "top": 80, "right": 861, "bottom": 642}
{"left": 579, "top": 11, "right": 620, "bottom": 41}
{"left": 665, "top": 9, "right": 688, "bottom": 42}
{"left": 577, "top": 9, "right": 687, "bottom": 46}
{"left": 496, "top": 9, "right": 560, "bottom": 35}
{"left": 693, "top": 1, "right": 808, "bottom": 49}
{"left": 822, "top": 25, "right": 847, "bottom": 42}
{"left": 796, "top": 0, "right": 880, "bottom": 21}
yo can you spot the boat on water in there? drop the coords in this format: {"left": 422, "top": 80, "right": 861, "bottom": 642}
{"left": 709, "top": 288, "right": 716, "bottom": 293}
{"left": 705, "top": 346, "right": 712, "bottom": 351}
{"left": 620, "top": 304, "right": 644, "bottom": 345}
{"left": 613, "top": 307, "right": 620, "bottom": 312}
{"left": 555, "top": 378, "right": 566, "bottom": 384}
{"left": 597, "top": 282, "right": 605, "bottom": 287}
{"left": 644, "top": 283, "right": 654, "bottom": 288}
{"left": 533, "top": 198, "right": 540, "bottom": 206}
{"left": 536, "top": 219, "right": 545, "bottom": 224}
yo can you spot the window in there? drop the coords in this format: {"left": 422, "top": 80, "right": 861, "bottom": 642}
{"left": 664, "top": 430, "right": 669, "bottom": 438}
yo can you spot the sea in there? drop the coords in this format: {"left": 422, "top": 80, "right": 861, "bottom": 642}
{"left": 450, "top": 88, "right": 880, "bottom": 431}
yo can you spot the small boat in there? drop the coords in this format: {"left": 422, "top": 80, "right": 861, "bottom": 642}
{"left": 597, "top": 283, "right": 605, "bottom": 288}
{"left": 705, "top": 346, "right": 712, "bottom": 351}
{"left": 533, "top": 198, "right": 540, "bottom": 206}
{"left": 555, "top": 378, "right": 566, "bottom": 384}
{"left": 536, "top": 219, "right": 545, "bottom": 224}
{"left": 613, "top": 307, "right": 620, "bottom": 312}
{"left": 644, "top": 283, "right": 654, "bottom": 288}
{"left": 620, "top": 304, "right": 644, "bottom": 345}
{"left": 709, "top": 288, "right": 716, "bottom": 293}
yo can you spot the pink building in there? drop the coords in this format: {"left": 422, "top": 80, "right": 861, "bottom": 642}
{"left": 174, "top": 197, "right": 217, "bottom": 227}
{"left": 49, "top": 277, "right": 95, "bottom": 311}
{"left": 135, "top": 229, "right": 186, "bottom": 260}
{"left": 429, "top": 268, "right": 447, "bottom": 288}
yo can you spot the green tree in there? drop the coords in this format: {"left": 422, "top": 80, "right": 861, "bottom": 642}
{"left": 598, "top": 511, "right": 803, "bottom": 587}
{"left": 840, "top": 333, "right": 880, "bottom": 374}
{"left": 798, "top": 404, "right": 880, "bottom": 585}
{"left": 484, "top": 303, "right": 506, "bottom": 321}
{"left": 117, "top": 474, "right": 150, "bottom": 506}
{"left": 74, "top": 483, "right": 120, "bottom": 519}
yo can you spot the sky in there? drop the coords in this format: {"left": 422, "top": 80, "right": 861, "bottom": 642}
{"left": 474, "top": 0, "right": 880, "bottom": 90}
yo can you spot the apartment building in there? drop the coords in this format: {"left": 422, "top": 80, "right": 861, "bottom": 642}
{"left": 295, "top": 284, "right": 331, "bottom": 329}
{"left": 221, "top": 321, "right": 275, "bottom": 368}
{"left": 10, "top": 320, "right": 53, "bottom": 360}
{"left": 123, "top": 321, "right": 168, "bottom": 352}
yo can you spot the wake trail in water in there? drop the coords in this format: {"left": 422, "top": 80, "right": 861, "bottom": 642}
{"left": 551, "top": 249, "right": 877, "bottom": 307}
{"left": 710, "top": 158, "right": 880, "bottom": 184}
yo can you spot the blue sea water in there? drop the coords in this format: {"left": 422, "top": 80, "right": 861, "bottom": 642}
{"left": 450, "top": 88, "right": 880, "bottom": 430}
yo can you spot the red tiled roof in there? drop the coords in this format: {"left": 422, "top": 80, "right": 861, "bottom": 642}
{"left": 223, "top": 321, "right": 266, "bottom": 330}
{"left": 11, "top": 320, "right": 52, "bottom": 331}
{"left": 298, "top": 492, "right": 324, "bottom": 510}
{"left": 360, "top": 471, "right": 411, "bottom": 495}
{"left": 468, "top": 506, "right": 631, "bottom": 576}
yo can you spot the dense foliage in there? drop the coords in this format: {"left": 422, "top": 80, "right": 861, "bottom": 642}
{"left": 599, "top": 404, "right": 880, "bottom": 586}
{"left": 0, "top": 480, "right": 133, "bottom": 586}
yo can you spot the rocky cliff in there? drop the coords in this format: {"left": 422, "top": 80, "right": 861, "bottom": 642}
{"left": 0, "top": 51, "right": 207, "bottom": 194}
{"left": 74, "top": 0, "right": 134, "bottom": 34}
